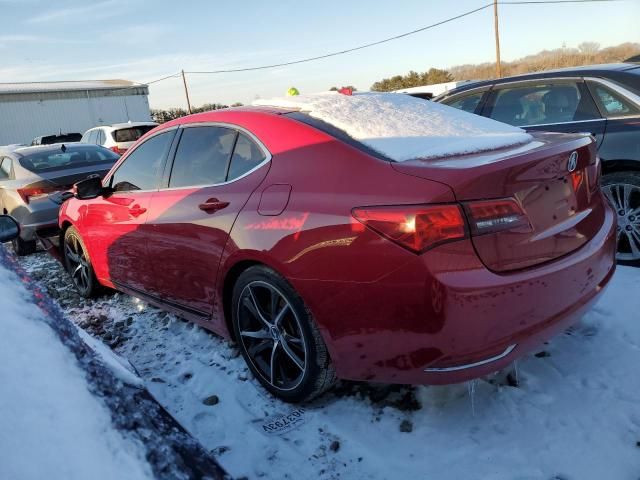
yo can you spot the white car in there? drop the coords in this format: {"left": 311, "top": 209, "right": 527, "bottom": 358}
{"left": 80, "top": 122, "right": 158, "bottom": 155}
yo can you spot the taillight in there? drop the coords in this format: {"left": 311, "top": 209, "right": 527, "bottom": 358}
{"left": 110, "top": 146, "right": 125, "bottom": 155}
{"left": 352, "top": 204, "right": 467, "bottom": 254}
{"left": 17, "top": 186, "right": 57, "bottom": 204}
{"left": 463, "top": 198, "right": 531, "bottom": 236}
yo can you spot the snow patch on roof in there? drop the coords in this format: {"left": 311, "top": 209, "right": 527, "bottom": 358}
{"left": 254, "top": 92, "right": 532, "bottom": 161}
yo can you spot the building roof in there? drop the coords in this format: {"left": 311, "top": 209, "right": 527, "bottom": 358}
{"left": 0, "top": 79, "right": 146, "bottom": 95}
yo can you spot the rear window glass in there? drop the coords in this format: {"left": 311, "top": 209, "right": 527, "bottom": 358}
{"left": 40, "top": 133, "right": 82, "bottom": 144}
{"left": 113, "top": 126, "right": 156, "bottom": 143}
{"left": 19, "top": 147, "right": 119, "bottom": 173}
{"left": 285, "top": 112, "right": 393, "bottom": 161}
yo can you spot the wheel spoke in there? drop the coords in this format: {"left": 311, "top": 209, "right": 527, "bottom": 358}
{"left": 247, "top": 287, "right": 272, "bottom": 327}
{"left": 283, "top": 332, "right": 303, "bottom": 345}
{"left": 240, "top": 329, "right": 271, "bottom": 340}
{"left": 629, "top": 229, "right": 640, "bottom": 258}
{"left": 623, "top": 184, "right": 632, "bottom": 212}
{"left": 280, "top": 336, "right": 304, "bottom": 370}
{"left": 273, "top": 303, "right": 289, "bottom": 327}
{"left": 269, "top": 341, "right": 279, "bottom": 385}
{"left": 247, "top": 339, "right": 272, "bottom": 357}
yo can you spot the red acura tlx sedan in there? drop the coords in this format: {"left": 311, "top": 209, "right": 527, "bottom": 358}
{"left": 54, "top": 93, "right": 616, "bottom": 402}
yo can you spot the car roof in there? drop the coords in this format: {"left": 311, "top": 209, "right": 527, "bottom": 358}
{"left": 437, "top": 63, "right": 640, "bottom": 98}
{"left": 9, "top": 143, "right": 110, "bottom": 157}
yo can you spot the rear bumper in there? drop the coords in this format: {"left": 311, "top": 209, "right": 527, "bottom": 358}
{"left": 297, "top": 203, "right": 617, "bottom": 385}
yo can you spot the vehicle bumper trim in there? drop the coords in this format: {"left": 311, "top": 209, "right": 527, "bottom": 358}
{"left": 424, "top": 344, "right": 517, "bottom": 373}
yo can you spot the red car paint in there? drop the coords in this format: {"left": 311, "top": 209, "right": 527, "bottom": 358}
{"left": 58, "top": 107, "right": 617, "bottom": 385}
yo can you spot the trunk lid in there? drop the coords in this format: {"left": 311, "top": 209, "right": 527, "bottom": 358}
{"left": 391, "top": 132, "right": 604, "bottom": 272}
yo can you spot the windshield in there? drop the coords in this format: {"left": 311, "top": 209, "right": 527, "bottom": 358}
{"left": 19, "top": 147, "right": 119, "bottom": 173}
{"left": 112, "top": 126, "right": 156, "bottom": 143}
{"left": 41, "top": 133, "right": 82, "bottom": 145}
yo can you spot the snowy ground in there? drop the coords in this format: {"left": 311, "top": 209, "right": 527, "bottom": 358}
{"left": 18, "top": 249, "right": 640, "bottom": 480}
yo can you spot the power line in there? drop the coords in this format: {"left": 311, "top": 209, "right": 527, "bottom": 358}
{"left": 185, "top": 0, "right": 625, "bottom": 76}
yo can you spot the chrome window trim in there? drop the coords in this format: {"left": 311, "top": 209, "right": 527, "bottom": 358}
{"left": 519, "top": 118, "right": 606, "bottom": 128}
{"left": 424, "top": 344, "right": 517, "bottom": 373}
{"left": 160, "top": 121, "right": 272, "bottom": 191}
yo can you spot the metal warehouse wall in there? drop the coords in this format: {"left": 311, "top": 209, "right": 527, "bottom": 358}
{"left": 0, "top": 88, "right": 152, "bottom": 145}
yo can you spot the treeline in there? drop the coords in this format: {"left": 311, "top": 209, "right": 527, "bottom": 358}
{"left": 371, "top": 42, "right": 640, "bottom": 91}
{"left": 151, "top": 102, "right": 243, "bottom": 123}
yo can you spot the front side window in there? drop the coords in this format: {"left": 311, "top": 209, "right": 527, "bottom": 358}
{"left": 443, "top": 91, "right": 485, "bottom": 114}
{"left": 489, "top": 82, "right": 600, "bottom": 126}
{"left": 169, "top": 126, "right": 237, "bottom": 188}
{"left": 590, "top": 82, "right": 640, "bottom": 117}
{"left": 110, "top": 131, "right": 174, "bottom": 192}
{"left": 227, "top": 133, "right": 267, "bottom": 180}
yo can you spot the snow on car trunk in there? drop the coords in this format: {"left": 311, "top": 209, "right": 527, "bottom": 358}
{"left": 0, "top": 260, "right": 153, "bottom": 480}
{"left": 254, "top": 92, "right": 532, "bottom": 161}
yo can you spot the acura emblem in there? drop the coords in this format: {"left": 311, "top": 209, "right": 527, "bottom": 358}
{"left": 567, "top": 151, "right": 578, "bottom": 172}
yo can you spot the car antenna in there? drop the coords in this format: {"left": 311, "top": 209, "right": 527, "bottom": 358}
{"left": 61, "top": 144, "right": 67, "bottom": 152}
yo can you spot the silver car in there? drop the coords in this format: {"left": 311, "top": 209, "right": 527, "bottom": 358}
{"left": 0, "top": 143, "right": 120, "bottom": 255}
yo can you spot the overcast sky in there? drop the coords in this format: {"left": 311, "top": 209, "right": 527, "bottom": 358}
{"left": 1, "top": 0, "right": 638, "bottom": 109}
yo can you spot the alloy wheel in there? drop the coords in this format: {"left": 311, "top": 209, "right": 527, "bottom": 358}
{"left": 237, "top": 280, "right": 308, "bottom": 391}
{"left": 65, "top": 234, "right": 91, "bottom": 292}
{"left": 603, "top": 183, "right": 640, "bottom": 262}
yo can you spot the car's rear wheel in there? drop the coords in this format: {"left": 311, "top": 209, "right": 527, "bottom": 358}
{"left": 232, "top": 266, "right": 336, "bottom": 403}
{"left": 11, "top": 237, "right": 37, "bottom": 256}
{"left": 63, "top": 226, "right": 100, "bottom": 298}
{"left": 602, "top": 172, "right": 640, "bottom": 266}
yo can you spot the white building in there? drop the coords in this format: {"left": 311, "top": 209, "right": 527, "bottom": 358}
{"left": 0, "top": 79, "right": 152, "bottom": 145}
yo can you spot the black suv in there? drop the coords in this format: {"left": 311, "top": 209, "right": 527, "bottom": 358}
{"left": 435, "top": 63, "right": 640, "bottom": 264}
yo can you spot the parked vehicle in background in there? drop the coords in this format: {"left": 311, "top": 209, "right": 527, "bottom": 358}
{"left": 395, "top": 80, "right": 475, "bottom": 100}
{"left": 31, "top": 132, "right": 82, "bottom": 146}
{"left": 0, "top": 144, "right": 119, "bottom": 255}
{"left": 81, "top": 122, "right": 158, "bottom": 155}
{"left": 435, "top": 63, "right": 640, "bottom": 264}
{"left": 51, "top": 93, "right": 616, "bottom": 403}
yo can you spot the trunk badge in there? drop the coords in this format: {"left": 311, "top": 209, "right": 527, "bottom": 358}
{"left": 567, "top": 151, "right": 578, "bottom": 172}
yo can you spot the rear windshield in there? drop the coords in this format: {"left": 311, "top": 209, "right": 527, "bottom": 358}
{"left": 41, "top": 133, "right": 82, "bottom": 144}
{"left": 285, "top": 112, "right": 393, "bottom": 162}
{"left": 112, "top": 126, "right": 156, "bottom": 143}
{"left": 19, "top": 147, "right": 119, "bottom": 173}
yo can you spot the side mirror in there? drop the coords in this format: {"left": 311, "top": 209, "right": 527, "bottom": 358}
{"left": 0, "top": 215, "right": 20, "bottom": 242}
{"left": 74, "top": 175, "right": 105, "bottom": 200}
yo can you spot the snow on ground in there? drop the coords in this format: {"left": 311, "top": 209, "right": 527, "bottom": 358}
{"left": 18, "top": 250, "right": 640, "bottom": 480}
{"left": 254, "top": 92, "right": 532, "bottom": 161}
{"left": 0, "top": 256, "right": 153, "bottom": 480}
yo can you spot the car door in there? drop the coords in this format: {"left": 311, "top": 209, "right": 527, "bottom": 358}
{"left": 144, "top": 125, "right": 270, "bottom": 318}
{"left": 82, "top": 129, "right": 176, "bottom": 293}
{"left": 481, "top": 79, "right": 607, "bottom": 147}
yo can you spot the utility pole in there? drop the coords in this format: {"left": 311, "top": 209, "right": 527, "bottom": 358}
{"left": 181, "top": 69, "right": 192, "bottom": 114}
{"left": 493, "top": 0, "right": 502, "bottom": 78}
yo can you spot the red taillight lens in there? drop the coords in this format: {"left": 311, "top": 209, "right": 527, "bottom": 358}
{"left": 352, "top": 204, "right": 467, "bottom": 253}
{"left": 464, "top": 198, "right": 530, "bottom": 236}
{"left": 110, "top": 146, "right": 125, "bottom": 155}
{"left": 17, "top": 186, "right": 57, "bottom": 204}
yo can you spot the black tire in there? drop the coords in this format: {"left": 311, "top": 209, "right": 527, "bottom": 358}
{"left": 601, "top": 172, "right": 640, "bottom": 267}
{"left": 63, "top": 226, "right": 101, "bottom": 298}
{"left": 11, "top": 237, "right": 37, "bottom": 256}
{"left": 232, "top": 265, "right": 336, "bottom": 403}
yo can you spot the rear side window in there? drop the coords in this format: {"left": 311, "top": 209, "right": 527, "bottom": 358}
{"left": 169, "top": 127, "right": 237, "bottom": 188}
{"left": 589, "top": 82, "right": 640, "bottom": 117}
{"left": 0, "top": 158, "right": 11, "bottom": 179}
{"left": 110, "top": 131, "right": 174, "bottom": 191}
{"left": 113, "top": 126, "right": 156, "bottom": 143}
{"left": 443, "top": 91, "right": 485, "bottom": 113}
{"left": 488, "top": 82, "right": 600, "bottom": 126}
{"left": 18, "top": 147, "right": 119, "bottom": 173}
{"left": 227, "top": 133, "right": 266, "bottom": 180}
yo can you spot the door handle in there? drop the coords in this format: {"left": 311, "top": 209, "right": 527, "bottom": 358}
{"left": 128, "top": 205, "right": 147, "bottom": 217}
{"left": 198, "top": 198, "right": 229, "bottom": 213}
